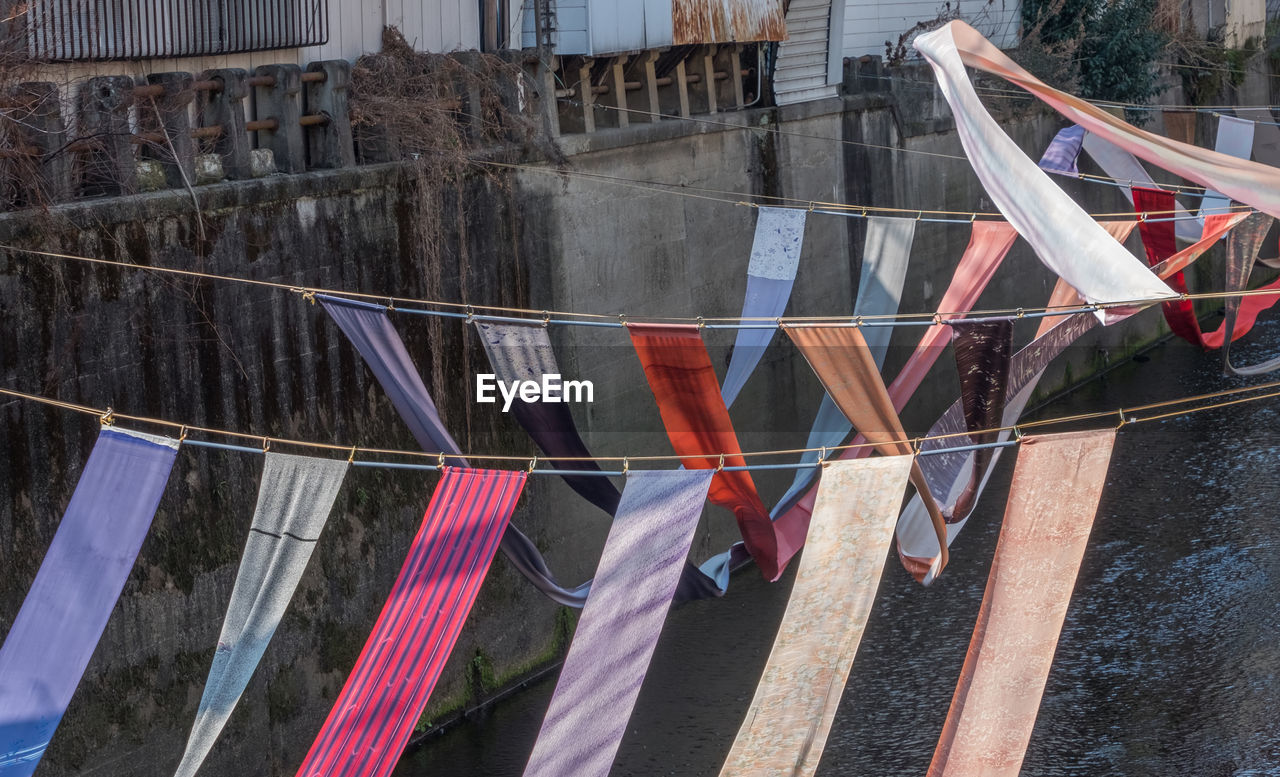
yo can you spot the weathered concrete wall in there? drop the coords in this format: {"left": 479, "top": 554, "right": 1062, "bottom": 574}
{"left": 0, "top": 53, "right": 1263, "bottom": 776}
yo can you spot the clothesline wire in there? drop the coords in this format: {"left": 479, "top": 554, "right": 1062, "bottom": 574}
{"left": 471, "top": 158, "right": 1229, "bottom": 216}
{"left": 2, "top": 242, "right": 1277, "bottom": 329}
{"left": 2, "top": 380, "right": 1279, "bottom": 472}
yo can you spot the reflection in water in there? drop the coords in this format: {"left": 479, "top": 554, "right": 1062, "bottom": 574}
{"left": 398, "top": 327, "right": 1280, "bottom": 776}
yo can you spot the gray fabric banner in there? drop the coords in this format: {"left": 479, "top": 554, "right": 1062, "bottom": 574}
{"left": 173, "top": 452, "right": 348, "bottom": 777}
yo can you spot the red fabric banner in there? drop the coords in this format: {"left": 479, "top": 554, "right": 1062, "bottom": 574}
{"left": 628, "top": 324, "right": 800, "bottom": 581}
{"left": 294, "top": 468, "right": 525, "bottom": 777}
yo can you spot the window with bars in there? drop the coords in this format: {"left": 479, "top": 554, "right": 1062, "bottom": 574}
{"left": 19, "top": 0, "right": 329, "bottom": 61}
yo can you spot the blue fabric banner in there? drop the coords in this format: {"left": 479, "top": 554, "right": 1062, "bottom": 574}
{"left": 0, "top": 427, "right": 178, "bottom": 777}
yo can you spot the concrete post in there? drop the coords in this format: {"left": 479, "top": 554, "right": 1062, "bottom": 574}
{"left": 252, "top": 64, "right": 305, "bottom": 173}
{"left": 540, "top": 56, "right": 562, "bottom": 138}
{"left": 77, "top": 76, "right": 137, "bottom": 196}
{"left": 198, "top": 68, "right": 252, "bottom": 179}
{"left": 304, "top": 60, "right": 355, "bottom": 169}
{"left": 8, "top": 82, "right": 71, "bottom": 203}
{"left": 139, "top": 72, "right": 196, "bottom": 188}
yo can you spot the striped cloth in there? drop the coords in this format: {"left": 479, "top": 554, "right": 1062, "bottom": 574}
{"left": 320, "top": 294, "right": 592, "bottom": 607}
{"left": 174, "top": 452, "right": 348, "bottom": 777}
{"left": 523, "top": 469, "right": 714, "bottom": 777}
{"left": 719, "top": 456, "right": 913, "bottom": 777}
{"left": 928, "top": 430, "right": 1115, "bottom": 777}
{"left": 294, "top": 468, "right": 525, "bottom": 777}
{"left": 0, "top": 427, "right": 178, "bottom": 777}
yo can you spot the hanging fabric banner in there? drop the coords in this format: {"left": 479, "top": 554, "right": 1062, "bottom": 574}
{"left": 1033, "top": 221, "right": 1138, "bottom": 339}
{"left": 948, "top": 320, "right": 1013, "bottom": 521}
{"left": 1129, "top": 204, "right": 1280, "bottom": 357}
{"left": 474, "top": 320, "right": 621, "bottom": 515}
{"left": 719, "top": 456, "right": 913, "bottom": 777}
{"left": 1080, "top": 133, "right": 1204, "bottom": 242}
{"left": 1134, "top": 186, "right": 1205, "bottom": 344}
{"left": 775, "top": 216, "right": 915, "bottom": 515}
{"left": 783, "top": 324, "right": 951, "bottom": 577}
{"left": 1218, "top": 214, "right": 1280, "bottom": 375}
{"left": 720, "top": 207, "right": 805, "bottom": 408}
{"left": 927, "top": 429, "right": 1115, "bottom": 777}
{"left": 896, "top": 310, "right": 1098, "bottom": 583}
{"left": 1163, "top": 110, "right": 1197, "bottom": 147}
{"left": 773, "top": 221, "right": 1017, "bottom": 519}
{"left": 320, "top": 294, "right": 592, "bottom": 607}
{"left": 473, "top": 320, "right": 721, "bottom": 603}
{"left": 1037, "top": 124, "right": 1085, "bottom": 176}
{"left": 912, "top": 25, "right": 1176, "bottom": 320}
{"left": 1199, "top": 114, "right": 1255, "bottom": 219}
{"left": 0, "top": 427, "right": 178, "bottom": 777}
{"left": 295, "top": 467, "right": 525, "bottom": 777}
{"left": 916, "top": 22, "right": 1280, "bottom": 218}
{"left": 523, "top": 469, "right": 714, "bottom": 777}
{"left": 628, "top": 323, "right": 799, "bottom": 581}
{"left": 174, "top": 452, "right": 348, "bottom": 777}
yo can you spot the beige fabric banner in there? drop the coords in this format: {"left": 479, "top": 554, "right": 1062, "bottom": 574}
{"left": 928, "top": 429, "right": 1116, "bottom": 777}
{"left": 720, "top": 455, "right": 915, "bottom": 777}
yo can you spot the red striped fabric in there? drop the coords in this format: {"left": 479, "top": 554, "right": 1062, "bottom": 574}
{"left": 294, "top": 468, "right": 526, "bottom": 777}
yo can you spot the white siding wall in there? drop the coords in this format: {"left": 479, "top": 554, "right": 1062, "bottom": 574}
{"left": 774, "top": 0, "right": 837, "bottom": 105}
{"left": 842, "top": 0, "right": 1020, "bottom": 59}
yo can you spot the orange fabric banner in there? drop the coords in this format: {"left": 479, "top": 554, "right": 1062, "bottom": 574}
{"left": 784, "top": 324, "right": 950, "bottom": 573}
{"left": 928, "top": 429, "right": 1116, "bottom": 777}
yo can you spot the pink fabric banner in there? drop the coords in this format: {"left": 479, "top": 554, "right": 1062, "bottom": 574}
{"left": 919, "top": 21, "right": 1280, "bottom": 219}
{"left": 928, "top": 429, "right": 1116, "bottom": 777}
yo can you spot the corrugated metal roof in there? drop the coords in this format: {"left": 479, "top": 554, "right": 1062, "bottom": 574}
{"left": 672, "top": 0, "right": 787, "bottom": 44}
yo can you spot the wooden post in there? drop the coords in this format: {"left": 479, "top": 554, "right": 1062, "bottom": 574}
{"left": 730, "top": 46, "right": 745, "bottom": 108}
{"left": 483, "top": 0, "right": 499, "bottom": 52}
{"left": 703, "top": 47, "right": 718, "bottom": 114}
{"left": 675, "top": 60, "right": 691, "bottom": 118}
{"left": 579, "top": 60, "right": 596, "bottom": 133}
{"left": 643, "top": 50, "right": 661, "bottom": 122}
{"left": 611, "top": 56, "right": 629, "bottom": 128}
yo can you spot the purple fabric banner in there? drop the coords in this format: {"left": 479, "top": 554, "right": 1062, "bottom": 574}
{"left": 320, "top": 295, "right": 593, "bottom": 607}
{"left": 1038, "top": 125, "right": 1085, "bottom": 176}
{"left": 0, "top": 427, "right": 179, "bottom": 777}
{"left": 523, "top": 469, "right": 715, "bottom": 777}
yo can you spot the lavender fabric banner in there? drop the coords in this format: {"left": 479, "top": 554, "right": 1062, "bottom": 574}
{"left": 173, "top": 452, "right": 348, "bottom": 777}
{"left": 1201, "top": 114, "right": 1256, "bottom": 220}
{"left": 721, "top": 207, "right": 805, "bottom": 408}
{"left": 474, "top": 320, "right": 722, "bottom": 603}
{"left": 320, "top": 295, "right": 593, "bottom": 608}
{"left": 773, "top": 216, "right": 914, "bottom": 517}
{"left": 1038, "top": 125, "right": 1085, "bottom": 176}
{"left": 0, "top": 427, "right": 178, "bottom": 777}
{"left": 523, "top": 469, "right": 715, "bottom": 777}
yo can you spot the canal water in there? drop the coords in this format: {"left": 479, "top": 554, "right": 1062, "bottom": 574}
{"left": 397, "top": 322, "right": 1280, "bottom": 776}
